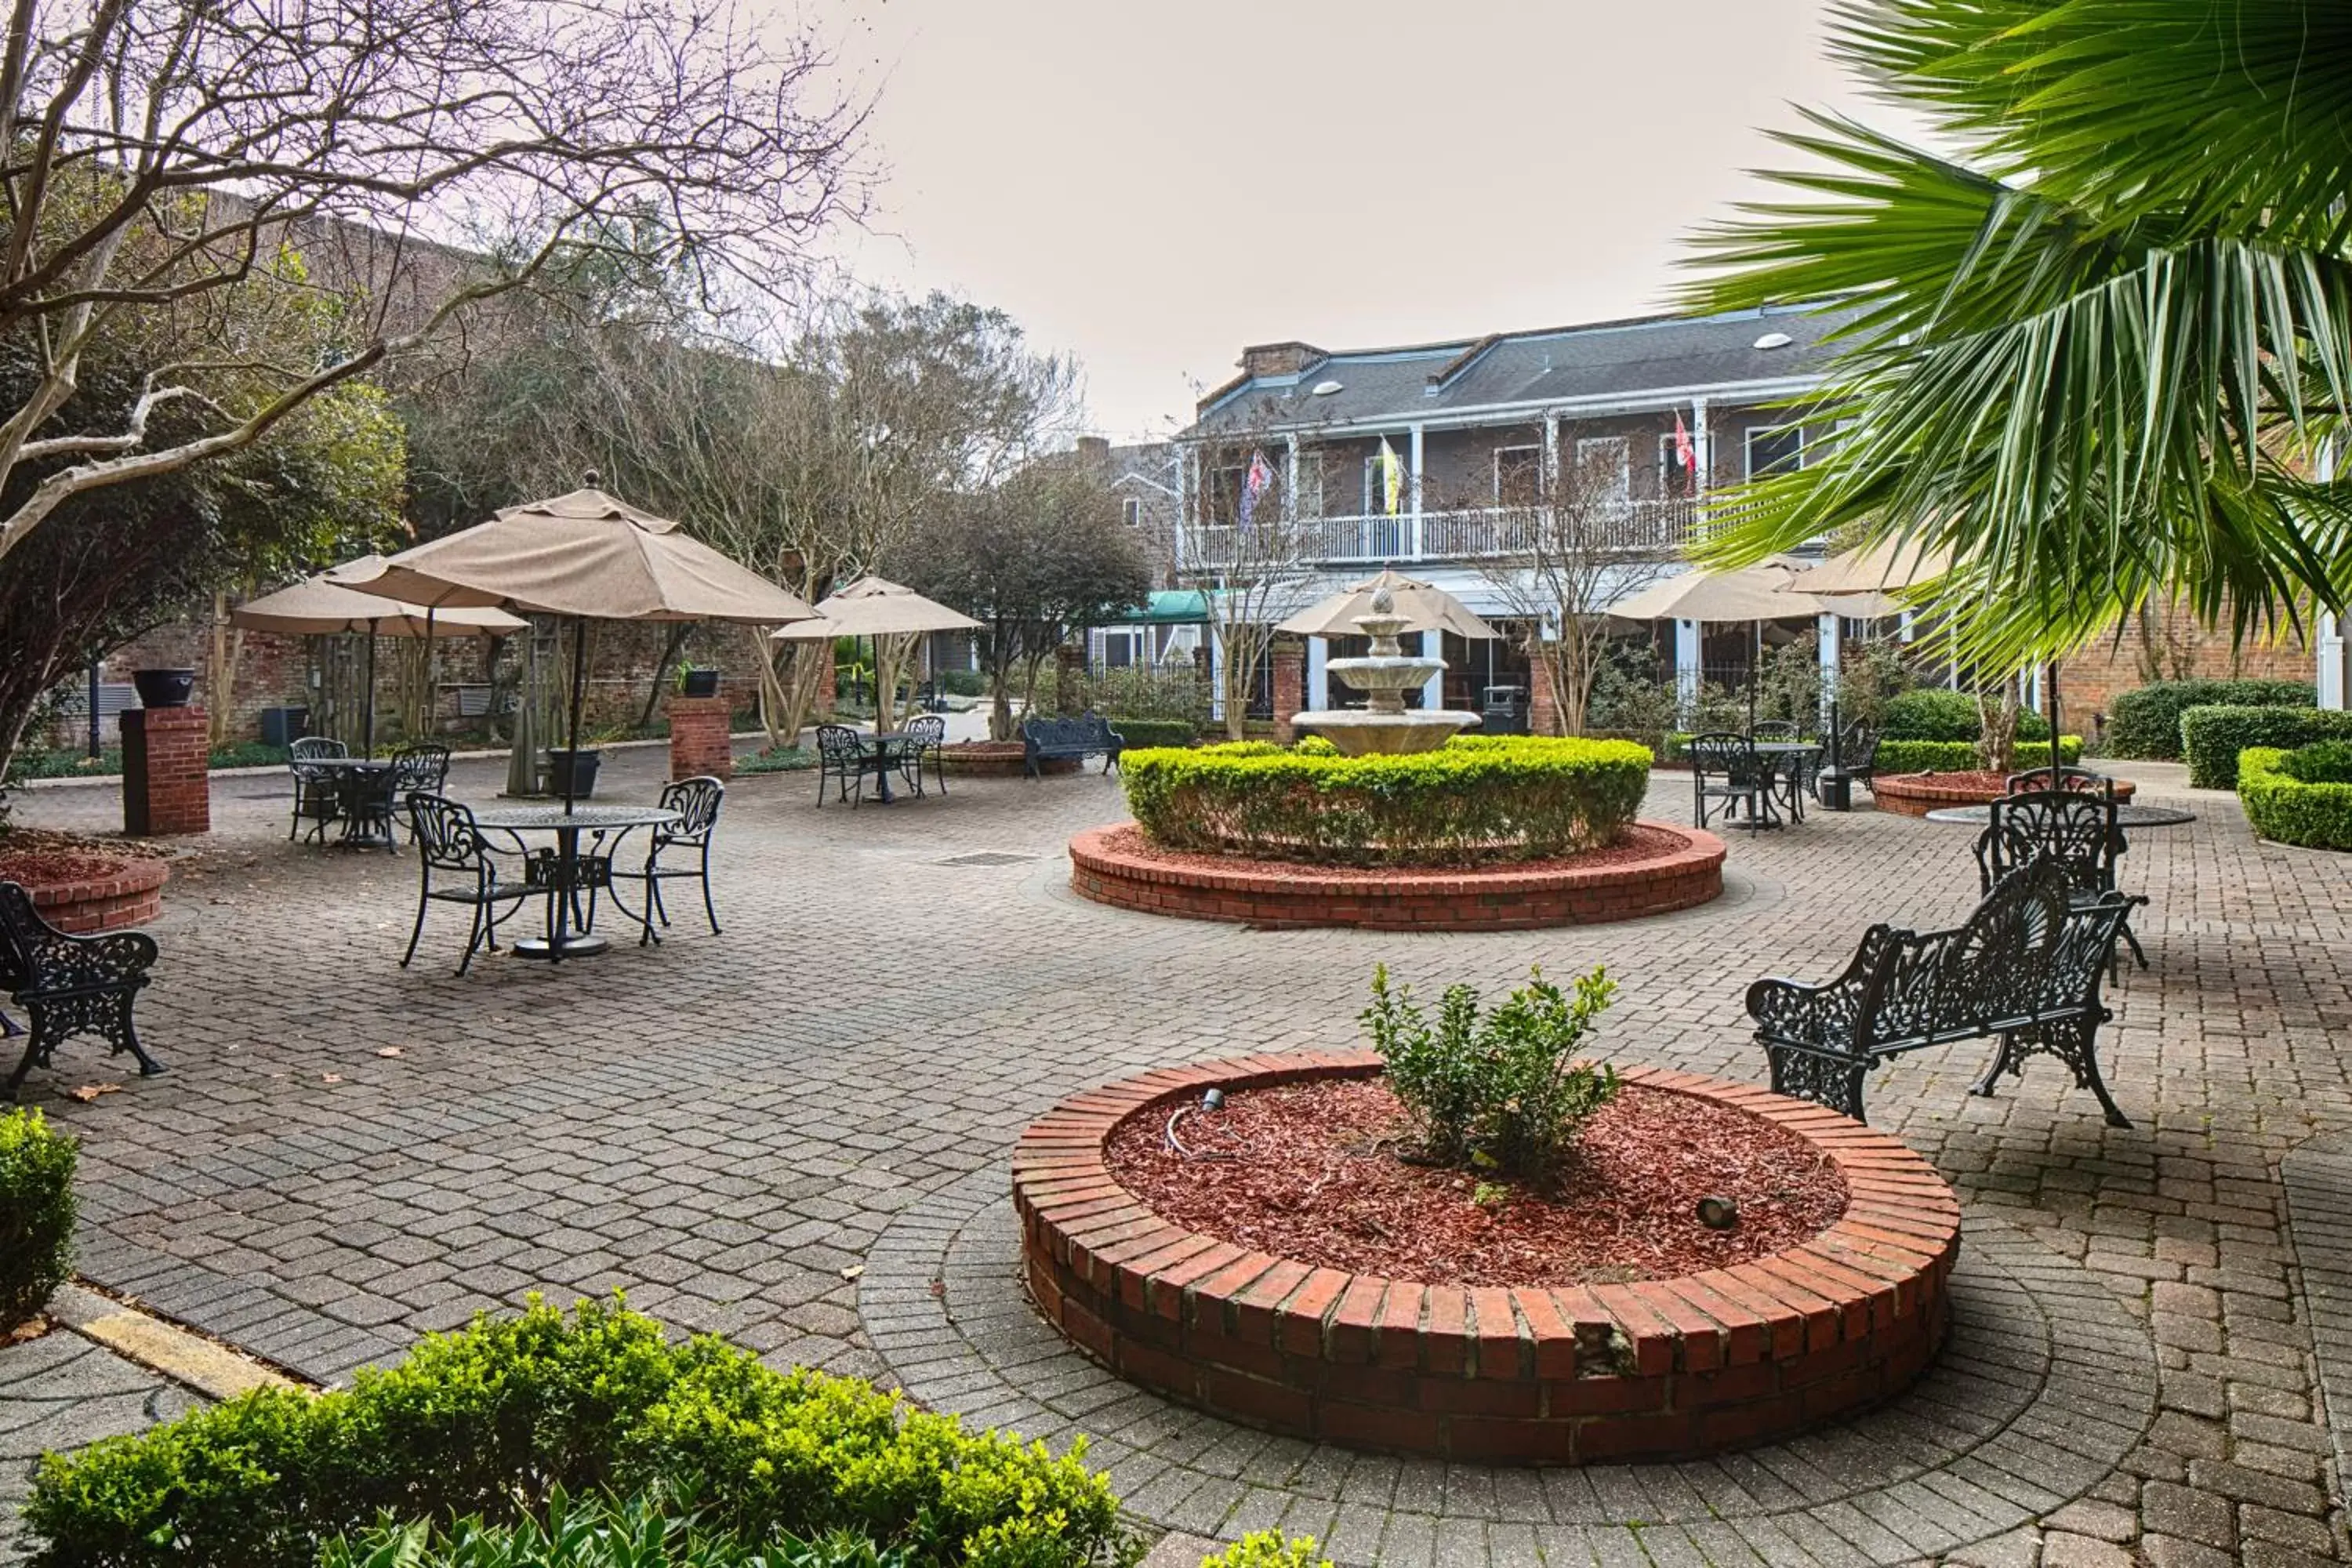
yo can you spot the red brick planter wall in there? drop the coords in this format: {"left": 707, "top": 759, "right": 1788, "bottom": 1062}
{"left": 666, "top": 696, "right": 734, "bottom": 782}
{"left": 1013, "top": 1054, "right": 1958, "bottom": 1465}
{"left": 941, "top": 742, "right": 1080, "bottom": 778}
{"left": 1872, "top": 772, "right": 2137, "bottom": 818}
{"left": 16, "top": 856, "right": 169, "bottom": 935}
{"left": 1067, "top": 823, "right": 1725, "bottom": 931}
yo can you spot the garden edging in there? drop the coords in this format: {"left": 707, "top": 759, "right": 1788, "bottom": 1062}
{"left": 1067, "top": 821, "right": 1724, "bottom": 930}
{"left": 15, "top": 855, "right": 169, "bottom": 933}
{"left": 1013, "top": 1053, "right": 1959, "bottom": 1465}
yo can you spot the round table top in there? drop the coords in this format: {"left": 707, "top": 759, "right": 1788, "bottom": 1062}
{"left": 470, "top": 804, "right": 680, "bottom": 831}
{"left": 1922, "top": 802, "right": 2198, "bottom": 828}
{"left": 298, "top": 756, "right": 394, "bottom": 770}
{"left": 1748, "top": 740, "right": 1822, "bottom": 753}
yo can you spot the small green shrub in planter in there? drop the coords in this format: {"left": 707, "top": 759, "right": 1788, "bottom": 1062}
{"left": 0, "top": 1108, "right": 75, "bottom": 1330}
{"left": 2178, "top": 706, "right": 2352, "bottom": 788}
{"left": 1362, "top": 964, "right": 1620, "bottom": 1183}
{"left": 1875, "top": 736, "right": 2083, "bottom": 774}
{"left": 2239, "top": 746, "right": 2352, "bottom": 851}
{"left": 25, "top": 1297, "right": 1134, "bottom": 1568}
{"left": 2106, "top": 679, "right": 2312, "bottom": 759}
{"left": 325, "top": 1489, "right": 905, "bottom": 1568}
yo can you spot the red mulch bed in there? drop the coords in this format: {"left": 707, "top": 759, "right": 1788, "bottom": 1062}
{"left": 0, "top": 829, "right": 165, "bottom": 886}
{"left": 1105, "top": 1077, "right": 1849, "bottom": 1287}
{"left": 1101, "top": 822, "right": 1690, "bottom": 878}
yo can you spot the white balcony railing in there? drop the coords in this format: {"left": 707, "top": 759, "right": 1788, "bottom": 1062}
{"left": 1183, "top": 499, "right": 1700, "bottom": 570}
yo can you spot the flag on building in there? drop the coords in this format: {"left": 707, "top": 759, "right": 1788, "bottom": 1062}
{"left": 1378, "top": 438, "right": 1404, "bottom": 516}
{"left": 1238, "top": 449, "right": 1275, "bottom": 528}
{"left": 1672, "top": 411, "right": 1698, "bottom": 484}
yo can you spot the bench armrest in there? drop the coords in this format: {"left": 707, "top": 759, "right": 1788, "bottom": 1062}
{"left": 1746, "top": 924, "right": 1903, "bottom": 1051}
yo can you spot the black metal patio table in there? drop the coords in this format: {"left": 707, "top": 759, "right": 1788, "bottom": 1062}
{"left": 301, "top": 758, "right": 399, "bottom": 848}
{"left": 861, "top": 731, "right": 911, "bottom": 805}
{"left": 1923, "top": 803, "right": 2198, "bottom": 829}
{"left": 469, "top": 803, "right": 679, "bottom": 960}
{"left": 1748, "top": 741, "right": 1823, "bottom": 826}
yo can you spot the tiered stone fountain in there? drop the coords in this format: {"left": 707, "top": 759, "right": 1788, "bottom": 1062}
{"left": 1290, "top": 587, "right": 1483, "bottom": 755}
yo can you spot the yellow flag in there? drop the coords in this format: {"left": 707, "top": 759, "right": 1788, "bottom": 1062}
{"left": 1379, "top": 438, "right": 1403, "bottom": 516}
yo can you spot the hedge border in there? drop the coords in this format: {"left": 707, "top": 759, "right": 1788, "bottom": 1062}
{"left": 2238, "top": 747, "right": 2352, "bottom": 851}
{"left": 1014, "top": 1053, "right": 1957, "bottom": 1465}
{"left": 2180, "top": 706, "right": 2352, "bottom": 789}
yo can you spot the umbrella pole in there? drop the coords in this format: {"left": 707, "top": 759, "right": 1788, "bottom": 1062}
{"left": 2047, "top": 659, "right": 2062, "bottom": 778}
{"left": 563, "top": 616, "right": 587, "bottom": 815}
{"left": 364, "top": 619, "right": 379, "bottom": 759}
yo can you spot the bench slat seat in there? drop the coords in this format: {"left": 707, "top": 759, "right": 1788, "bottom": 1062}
{"left": 1022, "top": 713, "right": 1124, "bottom": 778}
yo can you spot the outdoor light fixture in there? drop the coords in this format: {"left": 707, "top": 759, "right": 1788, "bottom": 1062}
{"left": 1696, "top": 1195, "right": 1740, "bottom": 1230}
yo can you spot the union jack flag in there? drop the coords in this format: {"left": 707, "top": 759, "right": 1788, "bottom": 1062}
{"left": 1238, "top": 449, "right": 1276, "bottom": 528}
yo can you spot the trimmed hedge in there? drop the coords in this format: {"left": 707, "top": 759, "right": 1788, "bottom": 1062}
{"left": 2105, "top": 679, "right": 2311, "bottom": 760}
{"left": 1121, "top": 735, "right": 1652, "bottom": 866}
{"left": 2179, "top": 706, "right": 2352, "bottom": 788}
{"left": 0, "top": 1109, "right": 75, "bottom": 1331}
{"left": 2239, "top": 747, "right": 2352, "bottom": 851}
{"left": 1105, "top": 717, "right": 1195, "bottom": 750}
{"left": 1880, "top": 689, "right": 2054, "bottom": 744}
{"left": 24, "top": 1297, "right": 1132, "bottom": 1568}
{"left": 1876, "top": 736, "right": 2084, "bottom": 775}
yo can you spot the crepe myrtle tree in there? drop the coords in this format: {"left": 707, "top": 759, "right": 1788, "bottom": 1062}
{"left": 0, "top": 0, "right": 869, "bottom": 569}
{"left": 1182, "top": 400, "right": 1323, "bottom": 740}
{"left": 903, "top": 456, "right": 1152, "bottom": 742}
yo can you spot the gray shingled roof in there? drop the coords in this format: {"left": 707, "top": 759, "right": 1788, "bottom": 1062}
{"left": 1191, "top": 302, "right": 1860, "bottom": 434}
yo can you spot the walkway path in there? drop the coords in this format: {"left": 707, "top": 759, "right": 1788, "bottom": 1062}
{"left": 4, "top": 754, "right": 2348, "bottom": 1566}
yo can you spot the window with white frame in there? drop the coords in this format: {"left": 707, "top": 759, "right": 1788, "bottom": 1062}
{"left": 1656, "top": 432, "right": 1699, "bottom": 497}
{"left": 1121, "top": 496, "right": 1142, "bottom": 528}
{"left": 1744, "top": 423, "right": 1805, "bottom": 477}
{"left": 1493, "top": 445, "right": 1543, "bottom": 507}
{"left": 1362, "top": 452, "right": 1410, "bottom": 515}
{"left": 1573, "top": 437, "right": 1630, "bottom": 503}
{"left": 1102, "top": 630, "right": 1142, "bottom": 669}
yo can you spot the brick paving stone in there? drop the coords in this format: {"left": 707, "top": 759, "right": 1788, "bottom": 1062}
{"left": 5, "top": 757, "right": 2350, "bottom": 1566}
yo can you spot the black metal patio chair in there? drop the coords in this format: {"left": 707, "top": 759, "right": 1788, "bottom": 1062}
{"left": 1976, "top": 787, "right": 2150, "bottom": 976}
{"left": 400, "top": 793, "right": 552, "bottom": 975}
{"left": 1690, "top": 731, "right": 1771, "bottom": 829}
{"left": 288, "top": 735, "right": 347, "bottom": 843}
{"left": 899, "top": 715, "right": 948, "bottom": 798}
{"left": 605, "top": 775, "right": 726, "bottom": 944}
{"left": 816, "top": 724, "right": 866, "bottom": 808}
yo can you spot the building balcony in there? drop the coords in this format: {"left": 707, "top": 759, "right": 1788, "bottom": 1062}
{"left": 1181, "top": 499, "right": 1701, "bottom": 570}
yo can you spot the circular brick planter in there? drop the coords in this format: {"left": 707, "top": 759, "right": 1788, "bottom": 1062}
{"left": 12, "top": 855, "right": 169, "bottom": 934}
{"left": 940, "top": 742, "right": 1079, "bottom": 778}
{"left": 1067, "top": 822, "right": 1724, "bottom": 931}
{"left": 1013, "top": 1054, "right": 1958, "bottom": 1465}
{"left": 1872, "top": 771, "right": 2136, "bottom": 818}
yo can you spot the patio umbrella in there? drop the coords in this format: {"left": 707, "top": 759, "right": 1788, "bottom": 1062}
{"left": 232, "top": 559, "right": 527, "bottom": 756}
{"left": 772, "top": 577, "right": 982, "bottom": 731}
{"left": 1607, "top": 564, "right": 1827, "bottom": 731}
{"left": 1276, "top": 568, "right": 1498, "bottom": 641}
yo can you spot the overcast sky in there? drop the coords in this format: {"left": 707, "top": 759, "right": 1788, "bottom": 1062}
{"left": 822, "top": 1, "right": 1893, "bottom": 444}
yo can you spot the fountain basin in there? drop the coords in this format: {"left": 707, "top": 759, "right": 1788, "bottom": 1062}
{"left": 1293, "top": 708, "right": 1483, "bottom": 756}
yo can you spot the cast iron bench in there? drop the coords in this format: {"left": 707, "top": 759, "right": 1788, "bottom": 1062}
{"left": 1745, "top": 857, "right": 2144, "bottom": 1127}
{"left": 1022, "top": 713, "right": 1124, "bottom": 778}
{"left": 0, "top": 881, "right": 164, "bottom": 1099}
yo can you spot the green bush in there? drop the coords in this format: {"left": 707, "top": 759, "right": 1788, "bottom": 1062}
{"left": 0, "top": 1109, "right": 76, "bottom": 1330}
{"left": 1199, "top": 1535, "right": 1331, "bottom": 1568}
{"left": 24, "top": 1298, "right": 1133, "bottom": 1568}
{"left": 938, "top": 670, "right": 986, "bottom": 699}
{"left": 325, "top": 1490, "right": 909, "bottom": 1568}
{"left": 2239, "top": 747, "right": 2352, "bottom": 851}
{"left": 2179, "top": 706, "right": 2352, "bottom": 788}
{"left": 2106, "top": 679, "right": 2312, "bottom": 760}
{"left": 2278, "top": 739, "right": 2352, "bottom": 784}
{"left": 1104, "top": 717, "right": 1193, "bottom": 750}
{"left": 1875, "top": 736, "right": 2083, "bottom": 774}
{"left": 1880, "top": 688, "right": 1981, "bottom": 741}
{"left": 1121, "top": 736, "right": 1651, "bottom": 866}
{"left": 1361, "top": 964, "right": 1621, "bottom": 1183}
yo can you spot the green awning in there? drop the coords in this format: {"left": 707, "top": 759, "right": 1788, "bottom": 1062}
{"left": 1119, "top": 590, "right": 1210, "bottom": 626}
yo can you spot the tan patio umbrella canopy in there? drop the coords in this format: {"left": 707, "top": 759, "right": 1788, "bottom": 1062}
{"left": 770, "top": 575, "right": 982, "bottom": 641}
{"left": 1278, "top": 568, "right": 1498, "bottom": 640}
{"left": 340, "top": 487, "right": 815, "bottom": 625}
{"left": 1797, "top": 538, "right": 1955, "bottom": 597}
{"left": 1606, "top": 562, "right": 1826, "bottom": 622}
{"left": 231, "top": 558, "right": 528, "bottom": 638}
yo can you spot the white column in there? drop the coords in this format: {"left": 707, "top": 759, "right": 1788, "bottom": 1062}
{"left": 1174, "top": 448, "right": 1192, "bottom": 573}
{"left": 1542, "top": 412, "right": 1560, "bottom": 532}
{"left": 1408, "top": 423, "right": 1425, "bottom": 561}
{"left": 2321, "top": 612, "right": 2347, "bottom": 710}
{"left": 1675, "top": 617, "right": 1703, "bottom": 726}
{"left": 1817, "top": 611, "right": 1841, "bottom": 730}
{"left": 1207, "top": 617, "right": 1225, "bottom": 722}
{"left": 1421, "top": 631, "right": 1444, "bottom": 711}
{"left": 1306, "top": 635, "right": 1329, "bottom": 710}
{"left": 1286, "top": 434, "right": 1301, "bottom": 519}
{"left": 1690, "top": 396, "right": 1711, "bottom": 495}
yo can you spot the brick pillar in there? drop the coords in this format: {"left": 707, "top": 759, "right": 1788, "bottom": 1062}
{"left": 1271, "top": 641, "right": 1305, "bottom": 743}
{"left": 1054, "top": 644, "right": 1083, "bottom": 714}
{"left": 666, "top": 695, "right": 733, "bottom": 782}
{"left": 121, "top": 706, "right": 210, "bottom": 836}
{"left": 1529, "top": 650, "right": 1562, "bottom": 737}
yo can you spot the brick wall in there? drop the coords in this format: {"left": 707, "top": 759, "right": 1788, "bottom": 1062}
{"left": 666, "top": 697, "right": 733, "bottom": 782}
{"left": 121, "top": 707, "right": 211, "bottom": 835}
{"left": 2056, "top": 603, "right": 2315, "bottom": 737}
{"left": 1270, "top": 643, "right": 1305, "bottom": 742}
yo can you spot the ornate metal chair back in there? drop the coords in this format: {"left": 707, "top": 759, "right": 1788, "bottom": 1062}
{"left": 290, "top": 736, "right": 347, "bottom": 763}
{"left": 1976, "top": 789, "right": 2119, "bottom": 898}
{"left": 1751, "top": 720, "right": 1800, "bottom": 742}
{"left": 1690, "top": 731, "right": 1763, "bottom": 786}
{"left": 405, "top": 792, "right": 485, "bottom": 873}
{"left": 659, "top": 776, "right": 724, "bottom": 839}
{"left": 905, "top": 715, "right": 946, "bottom": 749}
{"left": 2003, "top": 764, "right": 2109, "bottom": 796}
{"left": 816, "top": 725, "right": 865, "bottom": 764}
{"left": 393, "top": 743, "right": 452, "bottom": 793}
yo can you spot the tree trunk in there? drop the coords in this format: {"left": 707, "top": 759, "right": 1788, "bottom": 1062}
{"left": 637, "top": 624, "right": 692, "bottom": 729}
{"left": 1975, "top": 684, "right": 2021, "bottom": 774}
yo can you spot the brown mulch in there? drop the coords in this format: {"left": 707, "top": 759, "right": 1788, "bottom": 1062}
{"left": 1102, "top": 822, "right": 1690, "bottom": 879}
{"left": 0, "top": 829, "right": 165, "bottom": 887}
{"left": 1104, "top": 1077, "right": 1849, "bottom": 1287}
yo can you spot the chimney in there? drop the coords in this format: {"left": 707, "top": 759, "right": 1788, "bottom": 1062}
{"left": 1239, "top": 342, "right": 1323, "bottom": 379}
{"left": 1075, "top": 435, "right": 1111, "bottom": 468}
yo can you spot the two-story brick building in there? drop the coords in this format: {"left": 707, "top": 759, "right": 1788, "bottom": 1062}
{"left": 1170, "top": 302, "right": 1859, "bottom": 724}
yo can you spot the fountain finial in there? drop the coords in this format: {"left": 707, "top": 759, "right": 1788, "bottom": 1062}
{"left": 1370, "top": 586, "right": 1396, "bottom": 615}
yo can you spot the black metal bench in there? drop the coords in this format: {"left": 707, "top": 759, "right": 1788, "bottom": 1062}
{"left": 1022, "top": 713, "right": 1124, "bottom": 778}
{"left": 1746, "top": 858, "right": 2144, "bottom": 1127}
{"left": 0, "top": 882, "right": 164, "bottom": 1099}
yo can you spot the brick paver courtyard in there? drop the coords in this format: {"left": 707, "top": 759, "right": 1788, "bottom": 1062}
{"left": 4, "top": 748, "right": 2350, "bottom": 1565}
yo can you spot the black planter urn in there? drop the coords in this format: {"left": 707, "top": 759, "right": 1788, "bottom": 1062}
{"left": 131, "top": 668, "right": 197, "bottom": 708}
{"left": 680, "top": 668, "right": 721, "bottom": 699}
{"left": 544, "top": 748, "right": 603, "bottom": 798}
